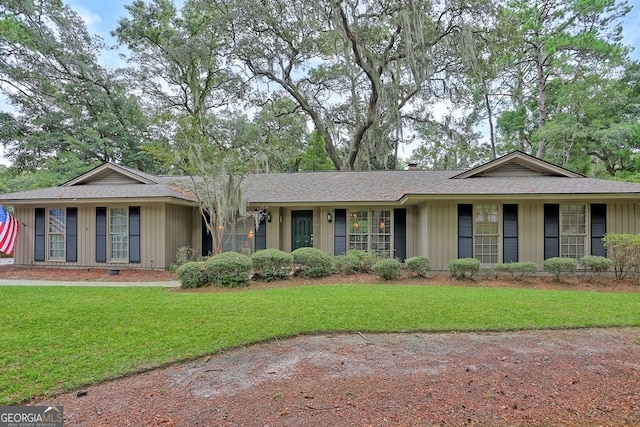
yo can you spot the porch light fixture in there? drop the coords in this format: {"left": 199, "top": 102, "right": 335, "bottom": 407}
{"left": 267, "top": 212, "right": 272, "bottom": 223}
{"left": 248, "top": 229, "right": 254, "bottom": 239}
{"left": 327, "top": 212, "right": 332, "bottom": 223}
{"left": 379, "top": 221, "right": 386, "bottom": 230}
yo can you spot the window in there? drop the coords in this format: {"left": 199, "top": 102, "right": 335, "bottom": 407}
{"left": 48, "top": 208, "right": 66, "bottom": 260}
{"left": 474, "top": 205, "right": 499, "bottom": 264}
{"left": 222, "top": 218, "right": 255, "bottom": 256}
{"left": 560, "top": 204, "right": 586, "bottom": 258}
{"left": 348, "top": 209, "right": 392, "bottom": 257}
{"left": 109, "top": 208, "right": 128, "bottom": 261}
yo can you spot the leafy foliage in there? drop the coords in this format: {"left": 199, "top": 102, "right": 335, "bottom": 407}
{"left": 602, "top": 233, "right": 640, "bottom": 279}
{"left": 543, "top": 257, "right": 579, "bottom": 281}
{"left": 251, "top": 249, "right": 293, "bottom": 282}
{"left": 176, "top": 261, "right": 210, "bottom": 288}
{"left": 495, "top": 262, "right": 538, "bottom": 279}
{"left": 405, "top": 256, "right": 431, "bottom": 277}
{"left": 372, "top": 258, "right": 402, "bottom": 280}
{"left": 579, "top": 256, "right": 613, "bottom": 277}
{"left": 448, "top": 258, "right": 481, "bottom": 279}
{"left": 206, "top": 251, "right": 253, "bottom": 287}
{"left": 291, "top": 247, "right": 334, "bottom": 278}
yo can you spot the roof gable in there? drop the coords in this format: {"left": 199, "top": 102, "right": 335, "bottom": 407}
{"left": 62, "top": 163, "right": 158, "bottom": 186}
{"left": 451, "top": 151, "right": 583, "bottom": 179}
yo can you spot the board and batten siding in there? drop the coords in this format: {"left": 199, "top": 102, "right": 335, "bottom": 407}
{"left": 164, "top": 204, "right": 193, "bottom": 268}
{"left": 415, "top": 200, "right": 640, "bottom": 271}
{"left": 424, "top": 202, "right": 458, "bottom": 271}
{"left": 10, "top": 204, "right": 173, "bottom": 270}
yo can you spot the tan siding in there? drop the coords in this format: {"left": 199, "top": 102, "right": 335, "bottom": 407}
{"left": 11, "top": 203, "right": 174, "bottom": 270}
{"left": 86, "top": 171, "right": 141, "bottom": 185}
{"left": 519, "top": 202, "right": 544, "bottom": 267}
{"left": 427, "top": 202, "right": 458, "bottom": 271}
{"left": 164, "top": 204, "right": 193, "bottom": 267}
{"left": 12, "top": 207, "right": 33, "bottom": 265}
{"left": 608, "top": 202, "right": 639, "bottom": 234}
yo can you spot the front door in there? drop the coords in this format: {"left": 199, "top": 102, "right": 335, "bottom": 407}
{"left": 292, "top": 210, "right": 313, "bottom": 250}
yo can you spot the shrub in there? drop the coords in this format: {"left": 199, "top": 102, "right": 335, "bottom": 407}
{"left": 579, "top": 255, "right": 613, "bottom": 277}
{"left": 291, "top": 247, "right": 334, "bottom": 278}
{"left": 495, "top": 262, "right": 538, "bottom": 279}
{"left": 343, "top": 250, "right": 380, "bottom": 273}
{"left": 251, "top": 249, "right": 293, "bottom": 282}
{"left": 206, "top": 252, "right": 253, "bottom": 287}
{"left": 602, "top": 233, "right": 640, "bottom": 279}
{"left": 334, "top": 254, "right": 361, "bottom": 275}
{"left": 176, "top": 261, "right": 210, "bottom": 289}
{"left": 448, "top": 258, "right": 481, "bottom": 279}
{"left": 543, "top": 257, "right": 579, "bottom": 281}
{"left": 170, "top": 246, "right": 201, "bottom": 272}
{"left": 372, "top": 258, "right": 402, "bottom": 280}
{"left": 405, "top": 256, "right": 431, "bottom": 277}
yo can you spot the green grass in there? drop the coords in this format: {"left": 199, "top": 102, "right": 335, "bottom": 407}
{"left": 1, "top": 283, "right": 639, "bottom": 404}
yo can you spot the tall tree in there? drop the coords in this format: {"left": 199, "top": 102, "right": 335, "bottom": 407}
{"left": 219, "top": 0, "right": 484, "bottom": 170}
{"left": 496, "top": 0, "right": 630, "bottom": 159}
{"left": 115, "top": 0, "right": 256, "bottom": 253}
{"left": 0, "top": 0, "right": 154, "bottom": 172}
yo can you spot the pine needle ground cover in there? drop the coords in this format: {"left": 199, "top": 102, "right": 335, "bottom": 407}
{"left": 1, "top": 284, "right": 639, "bottom": 404}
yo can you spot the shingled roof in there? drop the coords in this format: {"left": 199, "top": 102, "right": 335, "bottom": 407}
{"left": 2, "top": 152, "right": 640, "bottom": 205}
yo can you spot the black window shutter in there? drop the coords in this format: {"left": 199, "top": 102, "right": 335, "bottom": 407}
{"left": 503, "top": 204, "right": 518, "bottom": 263}
{"left": 96, "top": 207, "right": 107, "bottom": 263}
{"left": 393, "top": 208, "right": 407, "bottom": 262}
{"left": 544, "top": 204, "right": 559, "bottom": 259}
{"left": 591, "top": 204, "right": 607, "bottom": 257}
{"left": 255, "top": 216, "right": 267, "bottom": 251}
{"left": 334, "top": 209, "right": 347, "bottom": 255}
{"left": 129, "top": 207, "right": 141, "bottom": 263}
{"left": 66, "top": 208, "right": 78, "bottom": 262}
{"left": 458, "top": 204, "right": 473, "bottom": 258}
{"left": 34, "top": 208, "right": 45, "bottom": 261}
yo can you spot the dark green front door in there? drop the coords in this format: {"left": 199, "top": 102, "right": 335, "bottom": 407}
{"left": 292, "top": 210, "right": 313, "bottom": 250}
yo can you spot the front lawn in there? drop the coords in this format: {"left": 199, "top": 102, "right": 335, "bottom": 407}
{"left": 1, "top": 284, "right": 639, "bottom": 404}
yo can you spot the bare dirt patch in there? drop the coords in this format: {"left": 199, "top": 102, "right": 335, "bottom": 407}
{"left": 11, "top": 266, "right": 640, "bottom": 426}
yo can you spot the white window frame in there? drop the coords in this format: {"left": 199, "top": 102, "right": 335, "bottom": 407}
{"left": 348, "top": 209, "right": 392, "bottom": 258}
{"left": 473, "top": 204, "right": 499, "bottom": 264}
{"left": 560, "top": 203, "right": 586, "bottom": 259}
{"left": 109, "top": 207, "right": 129, "bottom": 262}
{"left": 48, "top": 208, "right": 66, "bottom": 260}
{"left": 222, "top": 218, "right": 255, "bottom": 256}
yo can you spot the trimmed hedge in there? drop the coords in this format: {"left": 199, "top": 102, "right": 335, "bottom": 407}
{"left": 251, "top": 249, "right": 293, "bottom": 282}
{"left": 176, "top": 261, "right": 210, "bottom": 289}
{"left": 405, "top": 256, "right": 431, "bottom": 277}
{"left": 372, "top": 258, "right": 402, "bottom": 280}
{"left": 448, "top": 258, "right": 481, "bottom": 279}
{"left": 343, "top": 250, "right": 380, "bottom": 273}
{"left": 579, "top": 255, "right": 613, "bottom": 276}
{"left": 291, "top": 247, "right": 334, "bottom": 278}
{"left": 495, "top": 261, "right": 538, "bottom": 279}
{"left": 602, "top": 233, "right": 640, "bottom": 279}
{"left": 206, "top": 252, "right": 253, "bottom": 287}
{"left": 334, "top": 254, "right": 361, "bottom": 275}
{"left": 543, "top": 257, "right": 579, "bottom": 280}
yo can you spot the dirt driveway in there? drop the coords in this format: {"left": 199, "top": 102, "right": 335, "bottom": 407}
{"left": 34, "top": 327, "right": 640, "bottom": 426}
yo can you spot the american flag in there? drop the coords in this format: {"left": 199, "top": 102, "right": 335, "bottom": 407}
{"left": 0, "top": 205, "right": 19, "bottom": 256}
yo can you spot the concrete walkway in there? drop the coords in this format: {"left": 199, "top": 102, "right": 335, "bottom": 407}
{"left": 0, "top": 279, "right": 180, "bottom": 287}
